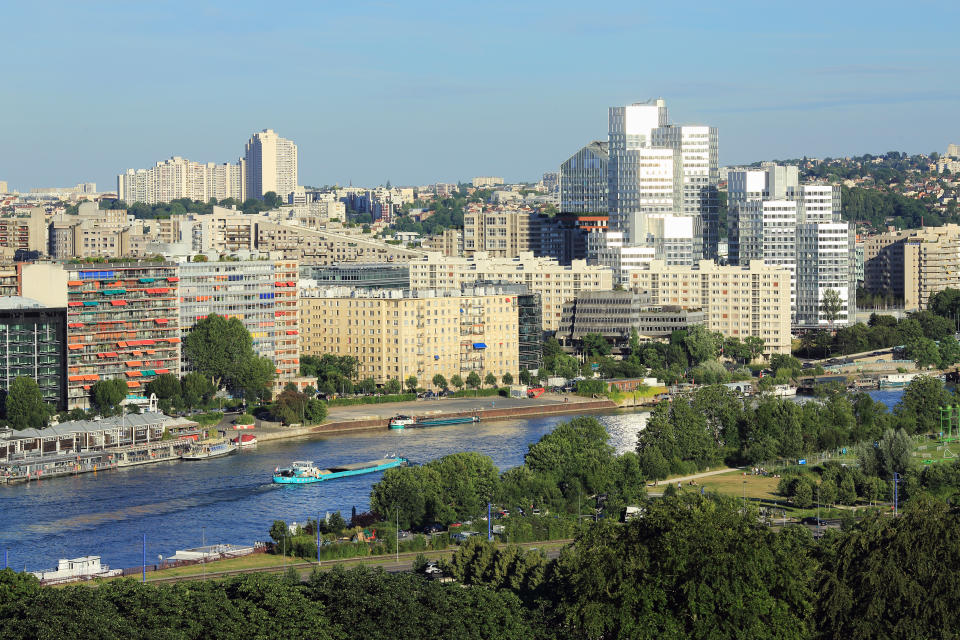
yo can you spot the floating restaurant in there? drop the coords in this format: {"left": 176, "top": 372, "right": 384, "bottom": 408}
{"left": 0, "top": 412, "right": 198, "bottom": 483}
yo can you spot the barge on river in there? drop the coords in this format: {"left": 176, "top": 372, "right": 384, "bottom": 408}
{"left": 273, "top": 457, "right": 408, "bottom": 484}
{"left": 388, "top": 414, "right": 480, "bottom": 429}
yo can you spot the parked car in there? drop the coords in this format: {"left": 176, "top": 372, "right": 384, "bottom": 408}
{"left": 424, "top": 561, "right": 442, "bottom": 575}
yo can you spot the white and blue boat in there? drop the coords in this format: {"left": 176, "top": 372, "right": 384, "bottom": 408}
{"left": 389, "top": 414, "right": 480, "bottom": 430}
{"left": 272, "top": 456, "right": 408, "bottom": 484}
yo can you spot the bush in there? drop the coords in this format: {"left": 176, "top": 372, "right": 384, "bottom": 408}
{"left": 449, "top": 388, "right": 505, "bottom": 398}
{"left": 234, "top": 413, "right": 256, "bottom": 425}
{"left": 575, "top": 379, "right": 607, "bottom": 396}
{"left": 326, "top": 394, "right": 415, "bottom": 407}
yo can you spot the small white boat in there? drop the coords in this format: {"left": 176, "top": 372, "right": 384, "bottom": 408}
{"left": 182, "top": 441, "right": 237, "bottom": 460}
{"left": 771, "top": 384, "right": 797, "bottom": 397}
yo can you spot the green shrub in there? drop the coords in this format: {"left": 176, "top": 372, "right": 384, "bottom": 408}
{"left": 449, "top": 388, "right": 505, "bottom": 398}
{"left": 327, "top": 394, "right": 415, "bottom": 407}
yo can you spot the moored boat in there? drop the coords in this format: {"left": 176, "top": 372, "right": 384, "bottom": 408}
{"left": 182, "top": 441, "right": 237, "bottom": 461}
{"left": 272, "top": 456, "right": 408, "bottom": 484}
{"left": 230, "top": 433, "right": 257, "bottom": 448}
{"left": 388, "top": 415, "right": 416, "bottom": 429}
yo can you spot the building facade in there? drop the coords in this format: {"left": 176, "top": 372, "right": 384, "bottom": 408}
{"left": 408, "top": 252, "right": 613, "bottom": 332}
{"left": 178, "top": 260, "right": 299, "bottom": 387}
{"left": 796, "top": 222, "right": 857, "bottom": 327}
{"left": 299, "top": 285, "right": 521, "bottom": 387}
{"left": 558, "top": 291, "right": 705, "bottom": 345}
{"left": 0, "top": 298, "right": 68, "bottom": 410}
{"left": 243, "top": 129, "right": 298, "bottom": 201}
{"left": 61, "top": 262, "right": 182, "bottom": 410}
{"left": 626, "top": 260, "right": 792, "bottom": 355}
{"left": 864, "top": 225, "right": 960, "bottom": 310}
{"left": 302, "top": 263, "right": 410, "bottom": 289}
{"left": 560, "top": 141, "right": 609, "bottom": 214}
{"left": 117, "top": 157, "right": 243, "bottom": 205}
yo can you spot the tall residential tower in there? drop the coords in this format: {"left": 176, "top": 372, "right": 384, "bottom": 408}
{"left": 243, "top": 129, "right": 298, "bottom": 201}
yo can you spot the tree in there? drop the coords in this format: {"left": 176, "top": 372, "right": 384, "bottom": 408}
{"left": 501, "top": 372, "right": 513, "bottom": 386}
{"left": 450, "top": 374, "right": 464, "bottom": 391}
{"left": 484, "top": 372, "right": 497, "bottom": 388}
{"left": 181, "top": 372, "right": 215, "bottom": 409}
{"left": 743, "top": 336, "right": 765, "bottom": 362}
{"left": 5, "top": 377, "right": 49, "bottom": 430}
{"left": 683, "top": 324, "right": 720, "bottom": 365}
{"left": 794, "top": 478, "right": 814, "bottom": 508}
{"left": 431, "top": 374, "right": 447, "bottom": 390}
{"left": 90, "top": 379, "right": 127, "bottom": 415}
{"left": 235, "top": 356, "right": 276, "bottom": 403}
{"left": 145, "top": 373, "right": 181, "bottom": 402}
{"left": 906, "top": 337, "right": 940, "bottom": 368}
{"left": 820, "top": 288, "right": 844, "bottom": 327}
{"left": 384, "top": 378, "right": 402, "bottom": 395}
{"left": 581, "top": 333, "right": 611, "bottom": 357}
{"left": 939, "top": 335, "right": 960, "bottom": 368}
{"left": 518, "top": 369, "right": 531, "bottom": 385}
{"left": 466, "top": 371, "right": 481, "bottom": 390}
{"left": 405, "top": 375, "right": 418, "bottom": 393}
{"left": 839, "top": 474, "right": 857, "bottom": 506}
{"left": 184, "top": 314, "right": 261, "bottom": 391}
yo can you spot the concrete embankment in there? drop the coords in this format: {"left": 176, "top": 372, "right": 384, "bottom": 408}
{"left": 254, "top": 398, "right": 618, "bottom": 442}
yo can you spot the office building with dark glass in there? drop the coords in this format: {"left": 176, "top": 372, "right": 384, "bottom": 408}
{"left": 302, "top": 263, "right": 409, "bottom": 289}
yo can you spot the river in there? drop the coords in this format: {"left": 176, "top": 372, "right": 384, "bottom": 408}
{"left": 0, "top": 389, "right": 911, "bottom": 574}
{"left": 0, "top": 410, "right": 648, "bottom": 573}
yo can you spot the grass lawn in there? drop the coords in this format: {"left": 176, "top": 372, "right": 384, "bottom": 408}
{"left": 686, "top": 470, "right": 781, "bottom": 501}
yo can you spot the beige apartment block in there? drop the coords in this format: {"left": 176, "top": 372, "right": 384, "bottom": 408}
{"left": 864, "top": 225, "right": 960, "bottom": 310}
{"left": 257, "top": 221, "right": 430, "bottom": 264}
{"left": 300, "top": 286, "right": 520, "bottom": 387}
{"left": 462, "top": 210, "right": 531, "bottom": 257}
{"left": 408, "top": 252, "right": 612, "bottom": 331}
{"left": 626, "top": 260, "right": 792, "bottom": 355}
{"left": 0, "top": 207, "right": 46, "bottom": 255}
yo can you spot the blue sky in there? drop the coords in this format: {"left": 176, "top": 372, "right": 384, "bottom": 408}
{"left": 2, "top": 0, "right": 958, "bottom": 191}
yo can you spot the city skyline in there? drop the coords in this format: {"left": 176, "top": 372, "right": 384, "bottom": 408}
{"left": 1, "top": 1, "right": 958, "bottom": 191}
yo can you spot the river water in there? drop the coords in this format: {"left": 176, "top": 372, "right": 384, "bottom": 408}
{"left": 0, "top": 389, "right": 911, "bottom": 574}
{"left": 0, "top": 410, "right": 648, "bottom": 573}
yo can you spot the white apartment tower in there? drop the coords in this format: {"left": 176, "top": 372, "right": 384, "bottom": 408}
{"left": 727, "top": 164, "right": 854, "bottom": 326}
{"left": 243, "top": 129, "right": 298, "bottom": 201}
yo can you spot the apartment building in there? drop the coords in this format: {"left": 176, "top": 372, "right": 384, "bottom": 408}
{"left": 423, "top": 228, "right": 462, "bottom": 257}
{"left": 0, "top": 208, "right": 47, "bottom": 257}
{"left": 299, "top": 285, "right": 521, "bottom": 387}
{"left": 59, "top": 262, "right": 181, "bottom": 410}
{"left": 472, "top": 177, "right": 504, "bottom": 188}
{"left": 0, "top": 297, "right": 68, "bottom": 410}
{"left": 117, "top": 157, "right": 243, "bottom": 205}
{"left": 626, "top": 260, "right": 791, "bottom": 355}
{"left": 243, "top": 129, "right": 298, "bottom": 201}
{"left": 256, "top": 221, "right": 429, "bottom": 264}
{"left": 796, "top": 223, "right": 857, "bottom": 327}
{"left": 408, "top": 252, "right": 613, "bottom": 332}
{"left": 864, "top": 225, "right": 960, "bottom": 310}
{"left": 462, "top": 210, "right": 530, "bottom": 257}
{"left": 178, "top": 260, "right": 299, "bottom": 387}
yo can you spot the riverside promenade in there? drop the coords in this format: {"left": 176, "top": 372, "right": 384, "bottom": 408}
{"left": 248, "top": 393, "right": 618, "bottom": 443}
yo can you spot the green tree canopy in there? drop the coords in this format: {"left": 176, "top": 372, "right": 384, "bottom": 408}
{"left": 90, "top": 378, "right": 127, "bottom": 415}
{"left": 5, "top": 377, "right": 49, "bottom": 430}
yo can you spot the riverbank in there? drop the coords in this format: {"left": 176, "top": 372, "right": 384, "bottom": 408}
{"left": 254, "top": 394, "right": 619, "bottom": 443}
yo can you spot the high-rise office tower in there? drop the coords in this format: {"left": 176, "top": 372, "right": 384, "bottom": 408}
{"left": 560, "top": 141, "right": 609, "bottom": 214}
{"left": 606, "top": 99, "right": 718, "bottom": 259}
{"left": 243, "top": 129, "right": 298, "bottom": 201}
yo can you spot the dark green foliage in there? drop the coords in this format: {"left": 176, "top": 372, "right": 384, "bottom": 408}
{"left": 815, "top": 497, "right": 960, "bottom": 639}
{"left": 184, "top": 313, "right": 275, "bottom": 398}
{"left": 270, "top": 389, "right": 327, "bottom": 425}
{"left": 4, "top": 377, "right": 49, "bottom": 430}
{"left": 90, "top": 378, "right": 127, "bottom": 415}
{"left": 547, "top": 494, "right": 816, "bottom": 640}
